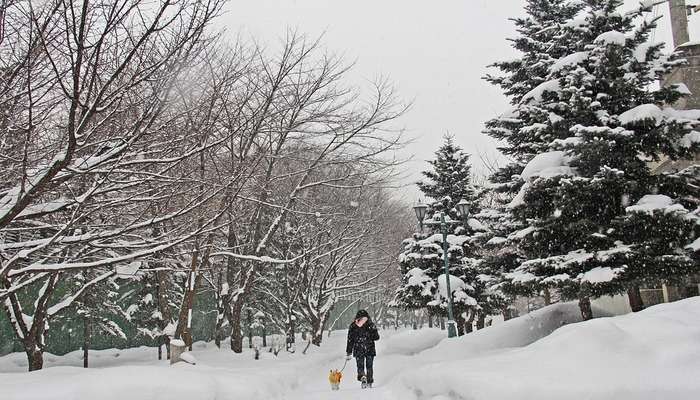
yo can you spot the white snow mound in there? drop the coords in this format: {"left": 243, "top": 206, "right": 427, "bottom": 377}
{"left": 377, "top": 328, "right": 446, "bottom": 356}
{"left": 389, "top": 297, "right": 700, "bottom": 400}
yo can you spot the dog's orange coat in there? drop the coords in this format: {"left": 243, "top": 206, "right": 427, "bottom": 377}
{"left": 328, "top": 369, "right": 343, "bottom": 385}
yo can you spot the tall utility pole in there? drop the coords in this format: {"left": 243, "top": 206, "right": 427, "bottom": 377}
{"left": 662, "top": 0, "right": 700, "bottom": 303}
{"left": 669, "top": 0, "right": 690, "bottom": 48}
{"left": 663, "top": 0, "right": 700, "bottom": 110}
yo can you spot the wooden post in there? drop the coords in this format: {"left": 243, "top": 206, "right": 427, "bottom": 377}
{"left": 170, "top": 339, "right": 187, "bottom": 365}
{"left": 663, "top": 284, "right": 682, "bottom": 303}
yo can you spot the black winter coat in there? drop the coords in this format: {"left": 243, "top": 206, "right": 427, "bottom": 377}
{"left": 346, "top": 321, "right": 380, "bottom": 357}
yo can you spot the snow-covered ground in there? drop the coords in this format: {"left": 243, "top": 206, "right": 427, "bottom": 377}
{"left": 2, "top": 298, "right": 699, "bottom": 400}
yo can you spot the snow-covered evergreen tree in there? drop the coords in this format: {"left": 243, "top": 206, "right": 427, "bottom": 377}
{"left": 396, "top": 205, "right": 479, "bottom": 335}
{"left": 496, "top": 0, "right": 700, "bottom": 319}
{"left": 481, "top": 1, "right": 588, "bottom": 311}
{"left": 58, "top": 270, "right": 128, "bottom": 367}
{"left": 417, "top": 135, "right": 479, "bottom": 204}
{"left": 123, "top": 265, "right": 184, "bottom": 359}
{"left": 395, "top": 137, "right": 497, "bottom": 334}
{"left": 485, "top": 0, "right": 584, "bottom": 105}
{"left": 485, "top": 0, "right": 584, "bottom": 160}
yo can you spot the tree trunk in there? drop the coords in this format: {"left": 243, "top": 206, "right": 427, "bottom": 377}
{"left": 439, "top": 317, "right": 445, "bottom": 330}
{"left": 578, "top": 282, "right": 593, "bottom": 321}
{"left": 476, "top": 312, "right": 485, "bottom": 330}
{"left": 454, "top": 312, "right": 466, "bottom": 336}
{"left": 174, "top": 252, "right": 202, "bottom": 348}
{"left": 185, "top": 331, "right": 193, "bottom": 351}
{"left": 311, "top": 317, "right": 324, "bottom": 346}
{"left": 83, "top": 316, "right": 91, "bottom": 368}
{"left": 289, "top": 317, "right": 296, "bottom": 343}
{"left": 214, "top": 271, "right": 224, "bottom": 349}
{"left": 578, "top": 296, "right": 593, "bottom": 321}
{"left": 543, "top": 288, "right": 551, "bottom": 306}
{"left": 162, "top": 335, "right": 171, "bottom": 360}
{"left": 427, "top": 311, "right": 433, "bottom": 328}
{"left": 6, "top": 275, "right": 56, "bottom": 371}
{"left": 155, "top": 268, "right": 172, "bottom": 360}
{"left": 230, "top": 304, "right": 243, "bottom": 353}
{"left": 311, "top": 332, "right": 323, "bottom": 346}
{"left": 465, "top": 309, "right": 475, "bottom": 334}
{"left": 262, "top": 325, "right": 267, "bottom": 348}
{"left": 246, "top": 309, "right": 253, "bottom": 349}
{"left": 627, "top": 286, "right": 644, "bottom": 312}
{"left": 25, "top": 348, "right": 43, "bottom": 372}
{"left": 287, "top": 316, "right": 296, "bottom": 351}
{"left": 302, "top": 335, "right": 312, "bottom": 354}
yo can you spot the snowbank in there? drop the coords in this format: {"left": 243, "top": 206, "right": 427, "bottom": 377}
{"left": 416, "top": 302, "right": 611, "bottom": 364}
{"left": 0, "top": 363, "right": 296, "bottom": 400}
{"left": 0, "top": 346, "right": 166, "bottom": 373}
{"left": 0, "top": 339, "right": 334, "bottom": 400}
{"left": 389, "top": 297, "right": 700, "bottom": 400}
{"left": 378, "top": 328, "right": 446, "bottom": 356}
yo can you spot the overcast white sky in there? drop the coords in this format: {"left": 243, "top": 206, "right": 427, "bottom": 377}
{"left": 218, "top": 0, "right": 695, "bottom": 202}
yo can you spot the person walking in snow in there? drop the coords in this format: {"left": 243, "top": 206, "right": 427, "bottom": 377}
{"left": 345, "top": 309, "right": 380, "bottom": 388}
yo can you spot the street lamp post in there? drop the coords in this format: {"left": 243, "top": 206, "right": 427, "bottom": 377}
{"left": 413, "top": 200, "right": 470, "bottom": 339}
{"left": 438, "top": 212, "right": 458, "bottom": 338}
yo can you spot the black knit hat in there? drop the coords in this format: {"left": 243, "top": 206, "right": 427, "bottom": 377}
{"left": 355, "top": 309, "right": 370, "bottom": 320}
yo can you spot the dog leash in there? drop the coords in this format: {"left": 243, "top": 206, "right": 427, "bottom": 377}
{"left": 339, "top": 357, "right": 349, "bottom": 373}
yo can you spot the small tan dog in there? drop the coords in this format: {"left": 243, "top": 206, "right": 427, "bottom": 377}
{"left": 328, "top": 369, "right": 343, "bottom": 391}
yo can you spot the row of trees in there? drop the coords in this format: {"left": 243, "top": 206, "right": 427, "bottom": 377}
{"left": 394, "top": 0, "right": 700, "bottom": 329}
{"left": 0, "top": 0, "right": 409, "bottom": 371}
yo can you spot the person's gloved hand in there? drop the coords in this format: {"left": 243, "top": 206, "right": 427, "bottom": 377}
{"left": 345, "top": 353, "right": 352, "bottom": 361}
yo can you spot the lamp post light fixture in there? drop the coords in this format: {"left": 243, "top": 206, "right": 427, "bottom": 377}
{"left": 411, "top": 199, "right": 471, "bottom": 339}
{"left": 413, "top": 202, "right": 429, "bottom": 232}
{"left": 455, "top": 199, "right": 470, "bottom": 221}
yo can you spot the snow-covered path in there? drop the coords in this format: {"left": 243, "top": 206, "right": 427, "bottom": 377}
{"left": 3, "top": 298, "right": 700, "bottom": 400}
{"left": 282, "top": 332, "right": 425, "bottom": 400}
